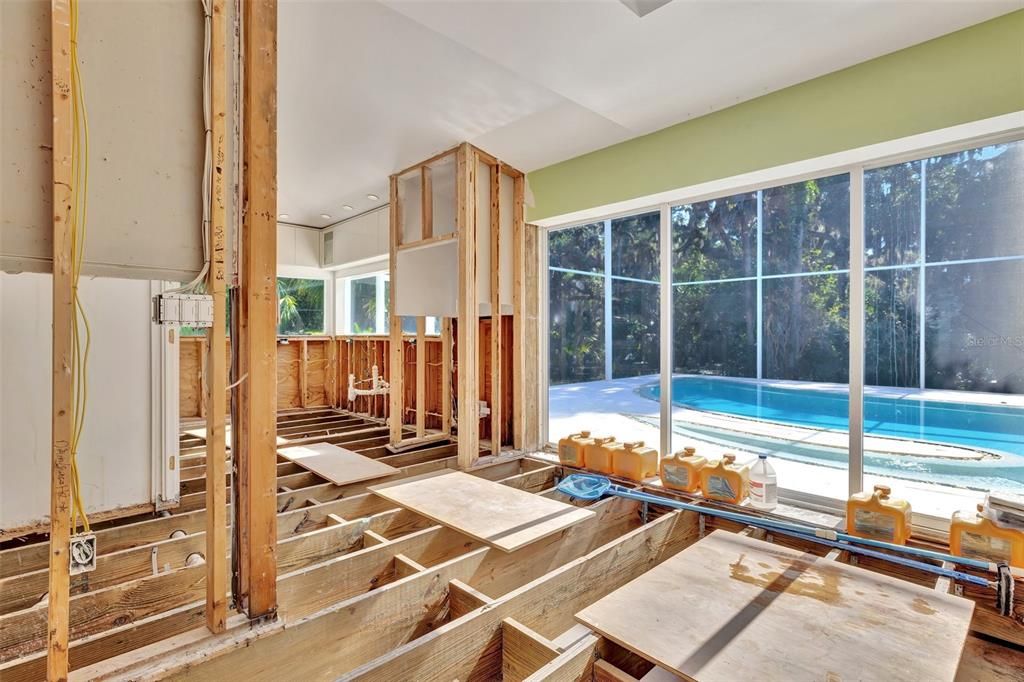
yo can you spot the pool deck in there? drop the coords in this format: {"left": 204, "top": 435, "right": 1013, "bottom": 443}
{"left": 547, "top": 374, "right": 1019, "bottom": 518}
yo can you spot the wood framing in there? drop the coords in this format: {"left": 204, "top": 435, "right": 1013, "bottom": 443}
{"left": 48, "top": 0, "right": 74, "bottom": 677}
{"left": 456, "top": 143, "right": 480, "bottom": 467}
{"left": 4, "top": 408, "right": 1021, "bottom": 681}
{"left": 384, "top": 144, "right": 521, "bottom": 465}
{"left": 511, "top": 176, "right": 526, "bottom": 450}
{"left": 490, "top": 164, "right": 502, "bottom": 456}
{"left": 441, "top": 319, "right": 453, "bottom": 436}
{"left": 415, "top": 318, "right": 426, "bottom": 437}
{"left": 388, "top": 175, "right": 404, "bottom": 445}
{"left": 237, "top": 0, "right": 278, "bottom": 620}
{"left": 204, "top": 0, "right": 229, "bottom": 636}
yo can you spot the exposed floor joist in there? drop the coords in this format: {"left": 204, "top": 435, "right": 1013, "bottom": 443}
{"left": 3, "top": 408, "right": 1022, "bottom": 681}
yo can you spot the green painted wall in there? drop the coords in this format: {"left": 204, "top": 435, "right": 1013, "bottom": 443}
{"left": 527, "top": 11, "right": 1024, "bottom": 222}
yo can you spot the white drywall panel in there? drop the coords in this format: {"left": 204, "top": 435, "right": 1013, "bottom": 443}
{"left": 1, "top": 1, "right": 209, "bottom": 281}
{"left": 395, "top": 241, "right": 457, "bottom": 317}
{"left": 0, "top": 273, "right": 157, "bottom": 531}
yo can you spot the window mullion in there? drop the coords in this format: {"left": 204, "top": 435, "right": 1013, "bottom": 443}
{"left": 604, "top": 218, "right": 613, "bottom": 381}
{"left": 659, "top": 205, "right": 672, "bottom": 460}
{"left": 919, "top": 158, "right": 927, "bottom": 390}
{"left": 756, "top": 189, "right": 764, "bottom": 380}
{"left": 848, "top": 168, "right": 866, "bottom": 497}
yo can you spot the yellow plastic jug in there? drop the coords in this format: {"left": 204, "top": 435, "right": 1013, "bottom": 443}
{"left": 660, "top": 447, "right": 706, "bottom": 494}
{"left": 583, "top": 437, "right": 618, "bottom": 475}
{"left": 557, "top": 431, "right": 593, "bottom": 468}
{"left": 950, "top": 504, "right": 1024, "bottom": 567}
{"left": 846, "top": 485, "right": 912, "bottom": 544}
{"left": 700, "top": 454, "right": 749, "bottom": 504}
{"left": 613, "top": 441, "right": 659, "bottom": 483}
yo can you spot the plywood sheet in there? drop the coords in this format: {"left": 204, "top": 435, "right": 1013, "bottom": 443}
{"left": 278, "top": 442, "right": 399, "bottom": 486}
{"left": 182, "top": 425, "right": 287, "bottom": 447}
{"left": 370, "top": 471, "right": 594, "bottom": 552}
{"left": 576, "top": 531, "right": 974, "bottom": 682}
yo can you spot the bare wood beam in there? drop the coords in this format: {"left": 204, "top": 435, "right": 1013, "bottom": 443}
{"left": 238, "top": 0, "right": 278, "bottom": 620}
{"left": 204, "top": 0, "right": 229, "bottom": 636}
{"left": 456, "top": 143, "right": 479, "bottom": 468}
{"left": 490, "top": 165, "right": 502, "bottom": 456}
{"left": 441, "top": 318, "right": 452, "bottom": 437}
{"left": 416, "top": 318, "right": 426, "bottom": 438}
{"left": 48, "top": 0, "right": 74, "bottom": 677}
{"left": 421, "top": 166, "right": 432, "bottom": 240}
{"left": 388, "top": 175, "right": 404, "bottom": 445}
{"left": 298, "top": 339, "right": 308, "bottom": 409}
{"left": 511, "top": 176, "right": 526, "bottom": 449}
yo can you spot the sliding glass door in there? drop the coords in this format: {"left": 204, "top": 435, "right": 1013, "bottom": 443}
{"left": 544, "top": 136, "right": 1023, "bottom": 521}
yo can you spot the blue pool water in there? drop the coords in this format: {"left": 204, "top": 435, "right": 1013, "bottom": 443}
{"left": 642, "top": 376, "right": 1024, "bottom": 490}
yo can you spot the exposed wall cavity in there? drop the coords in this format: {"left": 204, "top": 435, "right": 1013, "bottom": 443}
{"left": 1, "top": 0, "right": 222, "bottom": 282}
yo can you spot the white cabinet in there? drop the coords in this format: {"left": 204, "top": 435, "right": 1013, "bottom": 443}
{"left": 294, "top": 227, "right": 320, "bottom": 267}
{"left": 277, "top": 224, "right": 296, "bottom": 264}
{"left": 323, "top": 208, "right": 389, "bottom": 269}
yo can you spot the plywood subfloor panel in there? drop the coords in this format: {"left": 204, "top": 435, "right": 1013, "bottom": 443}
{"left": 278, "top": 442, "right": 399, "bottom": 486}
{"left": 182, "top": 425, "right": 287, "bottom": 447}
{"left": 370, "top": 471, "right": 593, "bottom": 552}
{"left": 577, "top": 530, "right": 974, "bottom": 682}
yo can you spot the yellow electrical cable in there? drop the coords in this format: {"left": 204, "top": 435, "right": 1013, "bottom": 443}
{"left": 68, "top": 0, "right": 91, "bottom": 534}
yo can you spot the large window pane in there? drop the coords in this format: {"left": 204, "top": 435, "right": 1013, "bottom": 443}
{"left": 763, "top": 273, "right": 849, "bottom": 382}
{"left": 549, "top": 222, "right": 603, "bottom": 273}
{"left": 350, "top": 276, "right": 377, "bottom": 334}
{"left": 865, "top": 268, "right": 919, "bottom": 388}
{"left": 611, "top": 212, "right": 659, "bottom": 281}
{"left": 277, "top": 277, "right": 324, "bottom": 335}
{"left": 926, "top": 141, "right": 1024, "bottom": 262}
{"left": 671, "top": 192, "right": 757, "bottom": 282}
{"left": 612, "top": 279, "right": 659, "bottom": 379}
{"left": 548, "top": 271, "right": 604, "bottom": 385}
{"left": 672, "top": 280, "right": 756, "bottom": 378}
{"left": 865, "top": 161, "right": 921, "bottom": 267}
{"left": 925, "top": 259, "right": 1024, "bottom": 394}
{"left": 763, "top": 173, "right": 850, "bottom": 275}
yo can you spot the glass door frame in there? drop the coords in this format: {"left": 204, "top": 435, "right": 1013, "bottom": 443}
{"left": 538, "top": 117, "right": 1024, "bottom": 532}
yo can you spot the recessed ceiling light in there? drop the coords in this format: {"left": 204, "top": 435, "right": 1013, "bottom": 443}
{"left": 366, "top": 194, "right": 380, "bottom": 201}
{"left": 320, "top": 213, "right": 332, "bottom": 220}
{"left": 342, "top": 205, "right": 354, "bottom": 211}
{"left": 278, "top": 213, "right": 290, "bottom": 220}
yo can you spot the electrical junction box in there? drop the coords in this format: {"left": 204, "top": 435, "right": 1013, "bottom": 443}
{"left": 153, "top": 293, "right": 214, "bottom": 327}
{"left": 69, "top": 533, "right": 97, "bottom": 575}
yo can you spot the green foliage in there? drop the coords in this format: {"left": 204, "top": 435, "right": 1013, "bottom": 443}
{"left": 277, "top": 277, "right": 324, "bottom": 336}
{"left": 549, "top": 140, "right": 1023, "bottom": 393}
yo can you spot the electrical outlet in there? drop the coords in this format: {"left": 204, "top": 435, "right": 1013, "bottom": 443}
{"left": 69, "top": 533, "right": 97, "bottom": 575}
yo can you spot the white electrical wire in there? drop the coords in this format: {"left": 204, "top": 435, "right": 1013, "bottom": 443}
{"left": 166, "top": 0, "right": 213, "bottom": 294}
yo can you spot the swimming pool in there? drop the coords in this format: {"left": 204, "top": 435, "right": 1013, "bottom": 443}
{"left": 644, "top": 376, "right": 1024, "bottom": 457}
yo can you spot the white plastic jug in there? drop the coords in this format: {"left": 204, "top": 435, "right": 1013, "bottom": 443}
{"left": 749, "top": 454, "right": 778, "bottom": 511}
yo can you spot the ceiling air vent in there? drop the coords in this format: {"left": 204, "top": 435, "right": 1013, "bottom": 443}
{"left": 619, "top": 0, "right": 674, "bottom": 18}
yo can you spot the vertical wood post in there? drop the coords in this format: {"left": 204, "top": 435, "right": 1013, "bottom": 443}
{"left": 489, "top": 166, "right": 501, "bottom": 455}
{"left": 204, "top": 0, "right": 229, "bottom": 635}
{"left": 238, "top": 0, "right": 278, "bottom": 620}
{"left": 48, "top": 1, "right": 73, "bottom": 677}
{"left": 456, "top": 143, "right": 479, "bottom": 468}
{"left": 511, "top": 174, "right": 525, "bottom": 449}
{"left": 298, "top": 338, "right": 308, "bottom": 408}
{"left": 441, "top": 318, "right": 453, "bottom": 437}
{"left": 388, "top": 175, "right": 405, "bottom": 444}
{"left": 415, "top": 317, "right": 426, "bottom": 437}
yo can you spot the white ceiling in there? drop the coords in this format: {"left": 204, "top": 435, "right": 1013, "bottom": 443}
{"left": 279, "top": 0, "right": 1021, "bottom": 228}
